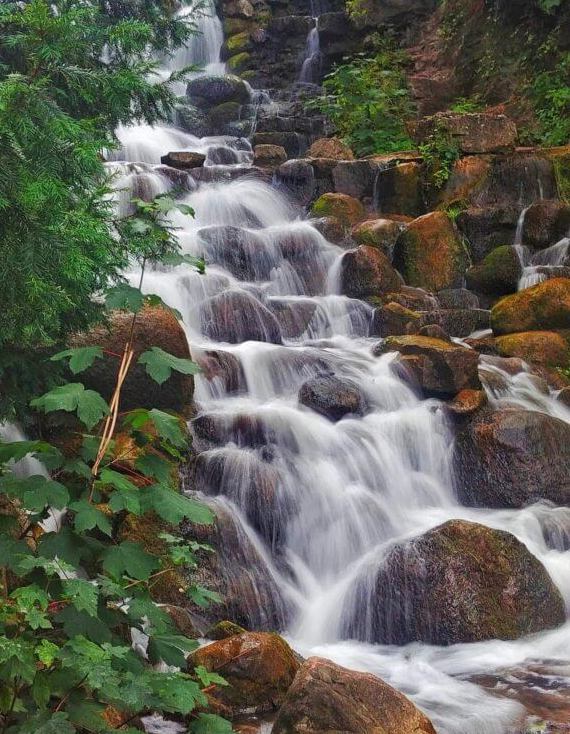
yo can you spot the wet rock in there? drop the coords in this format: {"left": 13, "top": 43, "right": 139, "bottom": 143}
{"left": 253, "top": 132, "right": 306, "bottom": 159}
{"left": 370, "top": 302, "right": 422, "bottom": 337}
{"left": 273, "top": 657, "right": 436, "bottom": 734}
{"left": 311, "top": 216, "right": 348, "bottom": 245}
{"left": 438, "top": 156, "right": 492, "bottom": 208}
{"left": 198, "top": 225, "right": 271, "bottom": 281}
{"left": 457, "top": 205, "right": 521, "bottom": 262}
{"left": 154, "top": 165, "right": 195, "bottom": 191}
{"left": 298, "top": 375, "right": 365, "bottom": 421}
{"left": 387, "top": 285, "right": 438, "bottom": 310}
{"left": 417, "top": 308, "right": 491, "bottom": 337}
{"left": 253, "top": 144, "right": 287, "bottom": 168}
{"left": 195, "top": 350, "right": 245, "bottom": 395}
{"left": 521, "top": 200, "right": 570, "bottom": 250}
{"left": 466, "top": 245, "right": 522, "bottom": 295}
{"left": 343, "top": 520, "right": 565, "bottom": 645}
{"left": 208, "top": 101, "right": 243, "bottom": 132}
{"left": 414, "top": 112, "right": 518, "bottom": 154}
{"left": 332, "top": 160, "right": 378, "bottom": 200}
{"left": 464, "top": 335, "right": 498, "bottom": 355}
{"left": 351, "top": 218, "right": 403, "bottom": 258}
{"left": 225, "top": 0, "right": 254, "bottom": 18}
{"left": 340, "top": 246, "right": 402, "bottom": 299}
{"left": 557, "top": 386, "right": 570, "bottom": 408}
{"left": 375, "top": 161, "right": 425, "bottom": 218}
{"left": 275, "top": 160, "right": 316, "bottom": 206}
{"left": 307, "top": 136, "right": 354, "bottom": 160}
{"left": 437, "top": 288, "right": 480, "bottom": 310}
{"left": 268, "top": 298, "right": 317, "bottom": 339}
{"left": 206, "top": 145, "right": 242, "bottom": 165}
{"left": 491, "top": 278, "right": 570, "bottom": 335}
{"left": 393, "top": 211, "right": 469, "bottom": 292}
{"left": 311, "top": 192, "right": 365, "bottom": 229}
{"left": 160, "top": 151, "right": 206, "bottom": 169}
{"left": 206, "top": 620, "right": 247, "bottom": 640}
{"left": 173, "top": 102, "right": 209, "bottom": 136}
{"left": 446, "top": 388, "right": 488, "bottom": 418}
{"left": 200, "top": 291, "right": 282, "bottom": 344}
{"left": 418, "top": 323, "right": 450, "bottom": 340}
{"left": 190, "top": 632, "right": 299, "bottom": 718}
{"left": 495, "top": 331, "right": 570, "bottom": 368}
{"left": 454, "top": 407, "right": 570, "bottom": 508}
{"left": 374, "top": 335, "right": 480, "bottom": 396}
{"left": 187, "top": 74, "right": 250, "bottom": 108}
{"left": 71, "top": 306, "right": 193, "bottom": 413}
{"left": 192, "top": 413, "right": 268, "bottom": 448}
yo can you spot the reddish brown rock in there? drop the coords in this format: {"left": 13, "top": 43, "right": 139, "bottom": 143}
{"left": 375, "top": 161, "right": 425, "bottom": 218}
{"left": 521, "top": 199, "right": 570, "bottom": 250}
{"left": 491, "top": 278, "right": 570, "bottom": 335}
{"left": 340, "top": 246, "right": 402, "bottom": 299}
{"left": 307, "top": 136, "right": 354, "bottom": 160}
{"left": 272, "top": 657, "right": 435, "bottom": 734}
{"left": 351, "top": 218, "right": 403, "bottom": 256}
{"left": 414, "top": 112, "right": 518, "bottom": 154}
{"left": 496, "top": 331, "right": 570, "bottom": 368}
{"left": 253, "top": 144, "right": 287, "bottom": 168}
{"left": 311, "top": 193, "right": 365, "bottom": 229}
{"left": 298, "top": 375, "right": 366, "bottom": 421}
{"left": 446, "top": 388, "right": 488, "bottom": 417}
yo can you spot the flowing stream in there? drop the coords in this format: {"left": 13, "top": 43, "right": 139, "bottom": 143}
{"left": 108, "top": 6, "right": 570, "bottom": 732}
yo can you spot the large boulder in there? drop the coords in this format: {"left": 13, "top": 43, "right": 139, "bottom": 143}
{"left": 496, "top": 331, "right": 570, "bottom": 368}
{"left": 491, "top": 278, "right": 570, "bottom": 335}
{"left": 160, "top": 151, "right": 205, "bottom": 169}
{"left": 253, "top": 144, "right": 287, "bottom": 168}
{"left": 374, "top": 335, "right": 480, "bottom": 396}
{"left": 194, "top": 350, "right": 245, "bottom": 395}
{"left": 307, "top": 137, "right": 354, "bottom": 160}
{"left": 186, "top": 74, "right": 250, "bottom": 108}
{"left": 311, "top": 193, "right": 365, "bottom": 229}
{"left": 351, "top": 218, "right": 403, "bottom": 258}
{"left": 374, "top": 161, "right": 425, "bottom": 218}
{"left": 370, "top": 302, "right": 423, "bottom": 337}
{"left": 190, "top": 632, "right": 299, "bottom": 718}
{"left": 339, "top": 246, "right": 402, "bottom": 299}
{"left": 197, "top": 225, "right": 272, "bottom": 281}
{"left": 71, "top": 306, "right": 193, "bottom": 413}
{"left": 521, "top": 200, "right": 570, "bottom": 250}
{"left": 275, "top": 160, "right": 316, "bottom": 206}
{"left": 272, "top": 657, "right": 436, "bottom": 734}
{"left": 454, "top": 407, "right": 570, "bottom": 508}
{"left": 332, "top": 160, "right": 379, "bottom": 200}
{"left": 414, "top": 112, "right": 518, "bottom": 154}
{"left": 466, "top": 245, "right": 522, "bottom": 295}
{"left": 200, "top": 291, "right": 282, "bottom": 344}
{"left": 298, "top": 375, "right": 366, "bottom": 421}
{"left": 342, "top": 520, "right": 565, "bottom": 645}
{"left": 393, "top": 211, "right": 469, "bottom": 292}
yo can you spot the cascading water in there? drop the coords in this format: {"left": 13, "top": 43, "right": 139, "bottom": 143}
{"left": 512, "top": 206, "right": 570, "bottom": 290}
{"left": 299, "top": 22, "right": 322, "bottom": 85}
{"left": 107, "top": 6, "right": 570, "bottom": 733}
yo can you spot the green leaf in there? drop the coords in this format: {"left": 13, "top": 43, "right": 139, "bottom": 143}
{"left": 141, "top": 484, "right": 213, "bottom": 525}
{"left": 101, "top": 541, "right": 159, "bottom": 581}
{"left": 135, "top": 453, "right": 172, "bottom": 483}
{"left": 31, "top": 383, "right": 109, "bottom": 429}
{"left": 138, "top": 347, "right": 200, "bottom": 385}
{"left": 62, "top": 579, "right": 99, "bottom": 617}
{"left": 55, "top": 607, "right": 112, "bottom": 644}
{"left": 0, "top": 440, "right": 60, "bottom": 465}
{"left": 0, "top": 474, "right": 69, "bottom": 511}
{"left": 36, "top": 640, "right": 60, "bottom": 667}
{"left": 104, "top": 283, "right": 145, "bottom": 312}
{"left": 189, "top": 713, "right": 233, "bottom": 734}
{"left": 144, "top": 293, "right": 183, "bottom": 320}
{"left": 162, "top": 252, "right": 205, "bottom": 274}
{"left": 17, "top": 711, "right": 76, "bottom": 734}
{"left": 187, "top": 585, "right": 222, "bottom": 609}
{"left": 69, "top": 499, "right": 113, "bottom": 536}
{"left": 194, "top": 665, "right": 228, "bottom": 688}
{"left": 148, "top": 409, "right": 187, "bottom": 447}
{"left": 66, "top": 700, "right": 108, "bottom": 733}
{"left": 148, "top": 673, "right": 204, "bottom": 714}
{"left": 51, "top": 346, "right": 104, "bottom": 374}
{"left": 127, "top": 596, "right": 173, "bottom": 634}
{"left": 147, "top": 634, "right": 198, "bottom": 667}
{"left": 99, "top": 469, "right": 141, "bottom": 514}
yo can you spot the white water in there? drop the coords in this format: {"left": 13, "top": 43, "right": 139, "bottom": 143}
{"left": 512, "top": 206, "right": 570, "bottom": 290}
{"left": 299, "top": 23, "right": 321, "bottom": 85}
{"left": 104, "top": 8, "right": 570, "bottom": 732}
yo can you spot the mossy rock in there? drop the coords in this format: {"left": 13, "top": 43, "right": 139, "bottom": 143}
{"left": 207, "top": 101, "right": 242, "bottom": 129}
{"left": 491, "top": 277, "right": 570, "bottom": 335}
{"left": 227, "top": 51, "right": 251, "bottom": 73}
{"left": 226, "top": 31, "right": 251, "bottom": 53}
{"left": 206, "top": 620, "right": 247, "bottom": 640}
{"left": 466, "top": 245, "right": 522, "bottom": 295}
{"left": 223, "top": 17, "right": 253, "bottom": 35}
{"left": 495, "top": 330, "right": 570, "bottom": 368}
{"left": 339, "top": 246, "right": 401, "bottom": 300}
{"left": 311, "top": 193, "right": 364, "bottom": 229}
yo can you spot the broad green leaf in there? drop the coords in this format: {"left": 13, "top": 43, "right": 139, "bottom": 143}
{"left": 127, "top": 596, "right": 173, "bottom": 634}
{"left": 36, "top": 640, "right": 59, "bottom": 667}
{"left": 66, "top": 700, "right": 108, "bottom": 733}
{"left": 17, "top": 711, "right": 76, "bottom": 734}
{"left": 0, "top": 637, "right": 37, "bottom": 683}
{"left": 140, "top": 483, "right": 213, "bottom": 525}
{"left": 69, "top": 499, "right": 113, "bottom": 536}
{"left": 51, "top": 346, "right": 104, "bottom": 374}
{"left": 55, "top": 607, "right": 112, "bottom": 644}
{"left": 104, "top": 283, "right": 145, "bottom": 312}
{"left": 62, "top": 579, "right": 99, "bottom": 617}
{"left": 38, "top": 527, "right": 100, "bottom": 566}
{"left": 144, "top": 293, "right": 183, "bottom": 320}
{"left": 162, "top": 252, "right": 205, "bottom": 274}
{"left": 155, "top": 195, "right": 176, "bottom": 213}
{"left": 0, "top": 440, "right": 60, "bottom": 465}
{"left": 31, "top": 383, "right": 109, "bottom": 429}
{"left": 194, "top": 665, "right": 228, "bottom": 688}
{"left": 189, "top": 713, "right": 233, "bottom": 734}
{"left": 138, "top": 347, "right": 200, "bottom": 386}
{"left": 31, "top": 670, "right": 52, "bottom": 707}
{"left": 0, "top": 474, "right": 69, "bottom": 511}
{"left": 175, "top": 203, "right": 195, "bottom": 217}
{"left": 135, "top": 453, "right": 172, "bottom": 483}
{"left": 147, "top": 634, "right": 198, "bottom": 667}
{"left": 148, "top": 409, "right": 187, "bottom": 447}
{"left": 101, "top": 541, "right": 159, "bottom": 581}
{"left": 99, "top": 469, "right": 141, "bottom": 514}
{"left": 187, "top": 585, "right": 222, "bottom": 609}
{"left": 148, "top": 672, "right": 204, "bottom": 714}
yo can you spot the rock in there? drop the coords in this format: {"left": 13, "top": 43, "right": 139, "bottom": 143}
{"left": 253, "top": 132, "right": 306, "bottom": 159}
{"left": 71, "top": 306, "right": 193, "bottom": 413}
{"left": 417, "top": 308, "right": 491, "bottom": 337}
{"left": 495, "top": 331, "right": 570, "bottom": 368}
{"left": 374, "top": 335, "right": 480, "bottom": 396}
{"left": 340, "top": 246, "right": 402, "bottom": 300}
{"left": 342, "top": 520, "right": 565, "bottom": 645}
{"left": 491, "top": 278, "right": 570, "bottom": 335}
{"left": 454, "top": 407, "right": 570, "bottom": 508}
{"left": 557, "top": 386, "right": 570, "bottom": 408}
{"left": 332, "top": 160, "right": 378, "bottom": 200}
{"left": 272, "top": 657, "right": 436, "bottom": 734}
{"left": 190, "top": 632, "right": 299, "bottom": 718}
{"left": 311, "top": 216, "right": 348, "bottom": 245}
{"left": 521, "top": 200, "right": 570, "bottom": 250}
{"left": 446, "top": 388, "right": 488, "bottom": 417}
{"left": 298, "top": 375, "right": 365, "bottom": 421}
{"left": 268, "top": 298, "right": 316, "bottom": 339}
{"left": 375, "top": 161, "right": 425, "bottom": 218}
{"left": 311, "top": 193, "right": 365, "bottom": 229}
{"left": 437, "top": 288, "right": 480, "bottom": 310}
{"left": 198, "top": 225, "right": 272, "bottom": 281}
{"left": 351, "top": 218, "right": 403, "bottom": 258}
{"left": 466, "top": 245, "right": 522, "bottom": 295}
{"left": 253, "top": 144, "right": 287, "bottom": 168}
{"left": 275, "top": 160, "right": 316, "bottom": 206}
{"left": 457, "top": 205, "right": 521, "bottom": 262}
{"left": 370, "top": 302, "right": 422, "bottom": 337}
{"left": 438, "top": 155, "right": 492, "bottom": 207}
{"left": 174, "top": 103, "right": 209, "bottom": 136}
{"left": 307, "top": 137, "right": 354, "bottom": 160}
{"left": 225, "top": 0, "right": 254, "bottom": 18}
{"left": 464, "top": 335, "right": 498, "bottom": 355}
{"left": 208, "top": 101, "right": 243, "bottom": 132}
{"left": 414, "top": 112, "right": 518, "bottom": 154}
{"left": 160, "top": 151, "right": 206, "bottom": 169}
{"left": 195, "top": 350, "right": 245, "bottom": 394}
{"left": 206, "top": 145, "right": 241, "bottom": 165}
{"left": 187, "top": 74, "right": 250, "bottom": 108}
{"left": 206, "top": 620, "right": 246, "bottom": 640}
{"left": 418, "top": 323, "right": 450, "bottom": 340}
{"left": 393, "top": 211, "right": 469, "bottom": 292}
{"left": 200, "top": 291, "right": 282, "bottom": 344}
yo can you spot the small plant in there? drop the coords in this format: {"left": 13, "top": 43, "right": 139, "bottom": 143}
{"left": 529, "top": 51, "right": 570, "bottom": 147}
{"left": 419, "top": 123, "right": 461, "bottom": 189}
{"left": 449, "top": 97, "right": 484, "bottom": 114}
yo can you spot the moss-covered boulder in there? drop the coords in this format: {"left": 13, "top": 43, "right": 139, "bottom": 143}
{"left": 351, "top": 218, "right": 403, "bottom": 257}
{"left": 311, "top": 193, "right": 364, "bottom": 229}
{"left": 373, "top": 334, "right": 480, "bottom": 396}
{"left": 375, "top": 161, "right": 424, "bottom": 218}
{"left": 339, "top": 246, "right": 402, "bottom": 299}
{"left": 370, "top": 302, "right": 422, "bottom": 337}
{"left": 225, "top": 31, "right": 251, "bottom": 54}
{"left": 496, "top": 331, "right": 570, "bottom": 368}
{"left": 227, "top": 51, "right": 251, "bottom": 72}
{"left": 273, "top": 657, "right": 436, "bottom": 734}
{"left": 491, "top": 278, "right": 570, "bottom": 335}
{"left": 466, "top": 245, "right": 522, "bottom": 295}
{"left": 438, "top": 155, "right": 491, "bottom": 207}
{"left": 186, "top": 74, "right": 250, "bottom": 109}
{"left": 342, "top": 520, "right": 564, "bottom": 645}
{"left": 393, "top": 211, "right": 469, "bottom": 292}
{"left": 190, "top": 632, "right": 299, "bottom": 718}
{"left": 307, "top": 137, "right": 354, "bottom": 160}
{"left": 521, "top": 199, "right": 570, "bottom": 250}
{"left": 454, "top": 407, "right": 570, "bottom": 508}
{"left": 206, "top": 620, "right": 246, "bottom": 640}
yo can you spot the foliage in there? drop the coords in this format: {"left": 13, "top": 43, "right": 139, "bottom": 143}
{"left": 0, "top": 0, "right": 198, "bottom": 421}
{"left": 538, "top": 0, "right": 564, "bottom": 13}
{"left": 0, "top": 200, "right": 230, "bottom": 733}
{"left": 449, "top": 97, "right": 483, "bottom": 114}
{"left": 529, "top": 51, "right": 570, "bottom": 146}
{"left": 419, "top": 123, "right": 461, "bottom": 189}
{"left": 310, "top": 35, "right": 415, "bottom": 157}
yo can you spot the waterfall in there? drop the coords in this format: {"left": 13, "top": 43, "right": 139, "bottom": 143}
{"left": 102, "top": 5, "right": 570, "bottom": 733}
{"left": 299, "top": 22, "right": 322, "bottom": 85}
{"left": 512, "top": 206, "right": 570, "bottom": 290}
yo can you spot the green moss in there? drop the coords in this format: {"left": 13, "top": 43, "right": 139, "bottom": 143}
{"left": 553, "top": 153, "right": 570, "bottom": 204}
{"left": 226, "top": 31, "right": 250, "bottom": 53}
{"left": 227, "top": 51, "right": 251, "bottom": 72}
